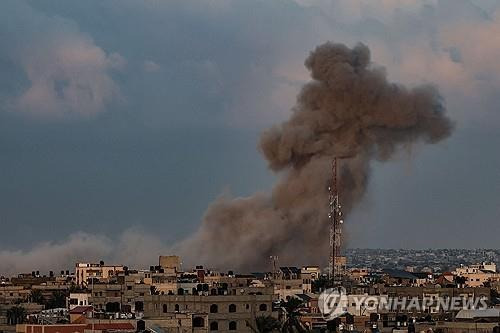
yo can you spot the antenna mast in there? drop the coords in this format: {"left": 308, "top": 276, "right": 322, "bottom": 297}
{"left": 328, "top": 158, "right": 344, "bottom": 285}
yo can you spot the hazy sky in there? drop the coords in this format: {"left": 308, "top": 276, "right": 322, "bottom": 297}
{"left": 0, "top": 0, "right": 499, "bottom": 274}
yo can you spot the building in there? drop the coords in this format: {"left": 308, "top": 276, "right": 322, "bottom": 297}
{"left": 0, "top": 286, "right": 29, "bottom": 304}
{"left": 88, "top": 278, "right": 150, "bottom": 314}
{"left": 68, "top": 293, "right": 90, "bottom": 310}
{"left": 159, "top": 256, "right": 181, "bottom": 272}
{"left": 454, "top": 262, "right": 497, "bottom": 287}
{"left": 144, "top": 292, "right": 274, "bottom": 332}
{"left": 273, "top": 267, "right": 305, "bottom": 300}
{"left": 75, "top": 263, "right": 124, "bottom": 287}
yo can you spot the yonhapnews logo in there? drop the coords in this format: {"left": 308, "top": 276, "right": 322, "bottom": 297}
{"left": 318, "top": 287, "right": 349, "bottom": 320}
{"left": 319, "top": 288, "right": 488, "bottom": 320}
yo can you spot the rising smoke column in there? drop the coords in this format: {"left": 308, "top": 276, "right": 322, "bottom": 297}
{"left": 177, "top": 42, "right": 453, "bottom": 271}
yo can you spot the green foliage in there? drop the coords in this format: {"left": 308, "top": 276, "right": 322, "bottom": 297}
{"left": 280, "top": 298, "right": 309, "bottom": 333}
{"left": 249, "top": 315, "right": 282, "bottom": 333}
{"left": 30, "top": 289, "right": 45, "bottom": 304}
{"left": 6, "top": 306, "right": 27, "bottom": 325}
{"left": 45, "top": 291, "right": 67, "bottom": 309}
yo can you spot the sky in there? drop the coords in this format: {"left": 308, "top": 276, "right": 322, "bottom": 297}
{"left": 0, "top": 0, "right": 499, "bottom": 275}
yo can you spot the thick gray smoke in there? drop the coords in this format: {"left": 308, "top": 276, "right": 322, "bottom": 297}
{"left": 177, "top": 42, "right": 453, "bottom": 271}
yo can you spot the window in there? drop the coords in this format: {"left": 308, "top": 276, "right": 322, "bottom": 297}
{"left": 210, "top": 304, "right": 218, "bottom": 313}
{"left": 229, "top": 321, "right": 237, "bottom": 330}
{"left": 175, "top": 304, "right": 180, "bottom": 312}
{"left": 210, "top": 321, "right": 218, "bottom": 331}
{"left": 163, "top": 304, "right": 168, "bottom": 313}
{"left": 193, "top": 317, "right": 204, "bottom": 328}
{"left": 228, "top": 304, "right": 236, "bottom": 313}
{"left": 259, "top": 304, "right": 268, "bottom": 311}
{"left": 135, "top": 301, "right": 144, "bottom": 312}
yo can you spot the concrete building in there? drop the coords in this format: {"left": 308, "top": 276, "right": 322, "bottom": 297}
{"left": 75, "top": 263, "right": 124, "bottom": 287}
{"left": 159, "top": 256, "right": 181, "bottom": 272}
{"left": 0, "top": 286, "right": 29, "bottom": 304}
{"left": 454, "top": 262, "right": 497, "bottom": 287}
{"left": 144, "top": 292, "right": 274, "bottom": 332}
{"left": 88, "top": 278, "right": 150, "bottom": 314}
{"left": 273, "top": 267, "right": 305, "bottom": 300}
{"left": 68, "top": 293, "right": 90, "bottom": 310}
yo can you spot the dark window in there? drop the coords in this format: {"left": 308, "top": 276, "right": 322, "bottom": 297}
{"left": 210, "top": 321, "right": 218, "bottom": 331}
{"left": 175, "top": 304, "right": 180, "bottom": 312}
{"left": 163, "top": 304, "right": 168, "bottom": 313}
{"left": 229, "top": 304, "right": 236, "bottom": 313}
{"left": 193, "top": 317, "right": 204, "bottom": 328}
{"left": 135, "top": 301, "right": 144, "bottom": 312}
{"left": 229, "top": 321, "right": 237, "bottom": 330}
{"left": 259, "top": 304, "right": 268, "bottom": 311}
{"left": 210, "top": 304, "right": 218, "bottom": 313}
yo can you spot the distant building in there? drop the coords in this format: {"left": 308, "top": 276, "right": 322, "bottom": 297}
{"left": 159, "top": 256, "right": 181, "bottom": 272}
{"left": 453, "top": 262, "right": 498, "bottom": 287}
{"left": 75, "top": 262, "right": 124, "bottom": 287}
{"left": 68, "top": 293, "right": 90, "bottom": 310}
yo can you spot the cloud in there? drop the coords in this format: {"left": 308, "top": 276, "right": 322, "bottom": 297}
{"left": 0, "top": 229, "right": 169, "bottom": 277}
{"left": 0, "top": 1, "right": 123, "bottom": 117}
{"left": 143, "top": 60, "right": 161, "bottom": 73}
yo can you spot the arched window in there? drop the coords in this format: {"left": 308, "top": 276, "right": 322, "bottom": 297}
{"left": 229, "top": 321, "right": 237, "bottom": 330}
{"left": 228, "top": 304, "right": 236, "bottom": 313}
{"left": 193, "top": 317, "right": 204, "bottom": 328}
{"left": 210, "top": 289, "right": 217, "bottom": 296}
{"left": 210, "top": 321, "right": 218, "bottom": 331}
{"left": 210, "top": 304, "right": 218, "bottom": 313}
{"left": 174, "top": 304, "right": 180, "bottom": 312}
{"left": 259, "top": 304, "right": 268, "bottom": 311}
{"left": 162, "top": 304, "right": 168, "bottom": 313}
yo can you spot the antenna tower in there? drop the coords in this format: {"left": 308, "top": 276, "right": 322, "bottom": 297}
{"left": 328, "top": 158, "right": 344, "bottom": 285}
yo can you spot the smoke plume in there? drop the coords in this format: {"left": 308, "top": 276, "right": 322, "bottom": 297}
{"left": 177, "top": 42, "right": 453, "bottom": 271}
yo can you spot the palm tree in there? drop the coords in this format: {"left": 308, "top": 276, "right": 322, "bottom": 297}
{"left": 6, "top": 306, "right": 27, "bottom": 325}
{"left": 46, "top": 291, "right": 67, "bottom": 309}
{"left": 30, "top": 289, "right": 45, "bottom": 304}
{"left": 150, "top": 286, "right": 159, "bottom": 295}
{"left": 280, "top": 298, "right": 308, "bottom": 333}
{"left": 248, "top": 315, "right": 282, "bottom": 333}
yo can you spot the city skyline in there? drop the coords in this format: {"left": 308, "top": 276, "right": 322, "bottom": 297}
{"left": 0, "top": 1, "right": 499, "bottom": 275}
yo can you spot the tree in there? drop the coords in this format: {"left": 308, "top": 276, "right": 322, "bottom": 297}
{"left": 312, "top": 275, "right": 330, "bottom": 293}
{"left": 30, "top": 289, "right": 45, "bottom": 305}
{"left": 6, "top": 306, "right": 26, "bottom": 325}
{"left": 150, "top": 286, "right": 159, "bottom": 295}
{"left": 248, "top": 315, "right": 282, "bottom": 333}
{"left": 280, "top": 298, "right": 308, "bottom": 332}
{"left": 46, "top": 291, "right": 67, "bottom": 309}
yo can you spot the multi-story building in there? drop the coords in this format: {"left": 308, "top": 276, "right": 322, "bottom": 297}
{"left": 0, "top": 286, "right": 29, "bottom": 304}
{"left": 88, "top": 276, "right": 150, "bottom": 314}
{"left": 75, "top": 262, "right": 124, "bottom": 287}
{"left": 273, "top": 267, "right": 305, "bottom": 300}
{"left": 68, "top": 293, "right": 90, "bottom": 310}
{"left": 144, "top": 292, "right": 274, "bottom": 332}
{"left": 453, "top": 262, "right": 497, "bottom": 287}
